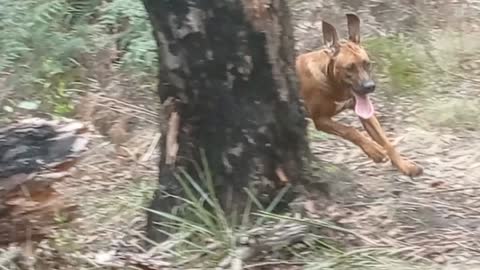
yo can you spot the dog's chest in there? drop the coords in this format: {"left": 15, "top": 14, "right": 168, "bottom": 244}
{"left": 334, "top": 98, "right": 354, "bottom": 114}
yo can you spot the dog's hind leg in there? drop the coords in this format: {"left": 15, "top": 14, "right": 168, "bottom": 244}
{"left": 360, "top": 116, "right": 423, "bottom": 177}
{"left": 313, "top": 117, "right": 388, "bottom": 163}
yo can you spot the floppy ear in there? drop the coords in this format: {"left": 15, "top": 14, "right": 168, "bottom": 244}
{"left": 346, "top": 13, "right": 360, "bottom": 43}
{"left": 322, "top": 21, "right": 339, "bottom": 50}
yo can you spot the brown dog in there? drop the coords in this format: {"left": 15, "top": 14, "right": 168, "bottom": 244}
{"left": 295, "top": 14, "right": 423, "bottom": 177}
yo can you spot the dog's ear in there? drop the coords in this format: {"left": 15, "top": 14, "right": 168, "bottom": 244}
{"left": 346, "top": 13, "right": 360, "bottom": 44}
{"left": 322, "top": 21, "right": 339, "bottom": 51}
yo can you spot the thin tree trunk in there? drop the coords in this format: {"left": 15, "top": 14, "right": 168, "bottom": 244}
{"left": 143, "top": 0, "right": 321, "bottom": 242}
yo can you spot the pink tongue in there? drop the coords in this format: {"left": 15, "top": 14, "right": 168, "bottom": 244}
{"left": 353, "top": 93, "right": 375, "bottom": 119}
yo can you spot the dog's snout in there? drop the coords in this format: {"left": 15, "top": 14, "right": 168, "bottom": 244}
{"left": 361, "top": 80, "right": 375, "bottom": 93}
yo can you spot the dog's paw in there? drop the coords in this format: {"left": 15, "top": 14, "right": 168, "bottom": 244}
{"left": 398, "top": 160, "right": 423, "bottom": 177}
{"left": 363, "top": 142, "right": 388, "bottom": 163}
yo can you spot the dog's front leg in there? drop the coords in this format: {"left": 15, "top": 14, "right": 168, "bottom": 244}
{"left": 314, "top": 117, "right": 387, "bottom": 163}
{"left": 360, "top": 116, "right": 423, "bottom": 177}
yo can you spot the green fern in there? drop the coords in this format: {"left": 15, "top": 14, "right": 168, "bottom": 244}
{"left": 0, "top": 0, "right": 157, "bottom": 114}
{"left": 98, "top": 0, "right": 157, "bottom": 73}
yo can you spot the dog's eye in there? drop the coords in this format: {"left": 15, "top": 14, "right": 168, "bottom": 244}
{"left": 363, "top": 61, "right": 371, "bottom": 70}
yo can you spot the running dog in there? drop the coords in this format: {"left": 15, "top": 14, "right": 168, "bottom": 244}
{"left": 295, "top": 14, "right": 423, "bottom": 177}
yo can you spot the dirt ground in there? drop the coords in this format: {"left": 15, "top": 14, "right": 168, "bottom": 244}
{"left": 308, "top": 94, "right": 480, "bottom": 265}
{"left": 292, "top": 0, "right": 480, "bottom": 266}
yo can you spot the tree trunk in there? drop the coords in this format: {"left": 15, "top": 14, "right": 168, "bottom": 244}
{"left": 143, "top": 0, "right": 320, "bottom": 242}
{"left": 0, "top": 118, "right": 89, "bottom": 245}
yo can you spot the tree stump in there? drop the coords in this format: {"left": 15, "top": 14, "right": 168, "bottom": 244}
{"left": 0, "top": 118, "right": 89, "bottom": 245}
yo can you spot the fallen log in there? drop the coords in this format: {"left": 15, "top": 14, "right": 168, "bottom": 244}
{"left": 0, "top": 118, "right": 90, "bottom": 245}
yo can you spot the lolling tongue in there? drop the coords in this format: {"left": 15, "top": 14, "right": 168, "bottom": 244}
{"left": 353, "top": 93, "right": 375, "bottom": 119}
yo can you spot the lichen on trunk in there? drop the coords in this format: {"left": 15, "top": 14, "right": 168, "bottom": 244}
{"left": 143, "top": 0, "right": 322, "bottom": 242}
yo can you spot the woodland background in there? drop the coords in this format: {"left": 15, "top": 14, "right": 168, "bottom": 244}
{"left": 2, "top": 0, "right": 480, "bottom": 269}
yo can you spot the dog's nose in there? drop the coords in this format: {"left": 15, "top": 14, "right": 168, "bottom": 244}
{"left": 361, "top": 80, "right": 376, "bottom": 93}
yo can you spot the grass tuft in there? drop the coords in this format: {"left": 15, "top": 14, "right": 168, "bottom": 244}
{"left": 144, "top": 155, "right": 433, "bottom": 269}
{"left": 364, "top": 35, "right": 427, "bottom": 96}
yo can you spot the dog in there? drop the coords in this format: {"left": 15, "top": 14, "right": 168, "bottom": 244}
{"left": 295, "top": 14, "right": 423, "bottom": 177}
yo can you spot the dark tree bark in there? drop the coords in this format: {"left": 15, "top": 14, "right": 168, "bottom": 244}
{"left": 0, "top": 118, "right": 89, "bottom": 245}
{"left": 143, "top": 0, "right": 323, "bottom": 242}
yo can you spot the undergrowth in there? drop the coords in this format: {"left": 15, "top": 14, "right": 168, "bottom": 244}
{"left": 144, "top": 153, "right": 432, "bottom": 269}
{"left": 364, "top": 35, "right": 427, "bottom": 96}
{"left": 0, "top": 0, "right": 157, "bottom": 116}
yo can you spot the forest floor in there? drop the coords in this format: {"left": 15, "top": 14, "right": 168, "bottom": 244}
{"left": 307, "top": 92, "right": 480, "bottom": 267}
{"left": 293, "top": 0, "right": 480, "bottom": 267}
{"left": 26, "top": 57, "right": 480, "bottom": 270}
{"left": 28, "top": 69, "right": 480, "bottom": 270}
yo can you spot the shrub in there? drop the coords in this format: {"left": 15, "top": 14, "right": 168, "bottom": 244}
{"left": 0, "top": 0, "right": 157, "bottom": 115}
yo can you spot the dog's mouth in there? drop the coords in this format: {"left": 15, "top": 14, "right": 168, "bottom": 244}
{"left": 352, "top": 92, "right": 374, "bottom": 119}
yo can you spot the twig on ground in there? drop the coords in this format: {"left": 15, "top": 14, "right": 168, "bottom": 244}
{"left": 256, "top": 212, "right": 380, "bottom": 246}
{"left": 421, "top": 186, "right": 480, "bottom": 194}
{"left": 244, "top": 261, "right": 304, "bottom": 269}
{"left": 95, "top": 103, "right": 157, "bottom": 124}
{"left": 140, "top": 132, "right": 161, "bottom": 162}
{"left": 70, "top": 89, "right": 159, "bottom": 118}
{"left": 94, "top": 95, "right": 159, "bottom": 118}
{"left": 216, "top": 221, "right": 309, "bottom": 269}
{"left": 454, "top": 241, "right": 480, "bottom": 254}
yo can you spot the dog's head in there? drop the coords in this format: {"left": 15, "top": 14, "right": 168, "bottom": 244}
{"left": 323, "top": 14, "right": 375, "bottom": 119}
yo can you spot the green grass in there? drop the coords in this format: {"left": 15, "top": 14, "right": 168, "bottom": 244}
{"left": 144, "top": 152, "right": 436, "bottom": 269}
{"left": 364, "top": 35, "right": 427, "bottom": 96}
{"left": 364, "top": 31, "right": 480, "bottom": 130}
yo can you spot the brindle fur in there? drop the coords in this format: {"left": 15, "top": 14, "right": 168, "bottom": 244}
{"left": 295, "top": 14, "right": 423, "bottom": 177}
